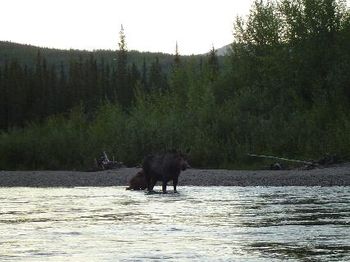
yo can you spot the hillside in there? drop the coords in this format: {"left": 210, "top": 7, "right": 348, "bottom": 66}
{"left": 0, "top": 41, "right": 205, "bottom": 74}
{"left": 0, "top": 40, "right": 226, "bottom": 130}
{"left": 216, "top": 44, "right": 231, "bottom": 56}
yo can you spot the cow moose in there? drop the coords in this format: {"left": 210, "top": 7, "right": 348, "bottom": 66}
{"left": 142, "top": 151, "right": 190, "bottom": 193}
{"left": 126, "top": 169, "right": 147, "bottom": 190}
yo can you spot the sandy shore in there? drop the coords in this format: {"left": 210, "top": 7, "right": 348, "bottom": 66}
{"left": 1, "top": 164, "right": 350, "bottom": 187}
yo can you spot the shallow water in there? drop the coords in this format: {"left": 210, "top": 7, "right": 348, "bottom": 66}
{"left": 0, "top": 186, "right": 349, "bottom": 261}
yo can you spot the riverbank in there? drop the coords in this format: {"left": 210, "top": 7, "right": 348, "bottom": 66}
{"left": 1, "top": 164, "right": 350, "bottom": 187}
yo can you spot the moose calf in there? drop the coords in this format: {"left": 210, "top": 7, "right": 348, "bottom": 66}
{"left": 126, "top": 170, "right": 147, "bottom": 190}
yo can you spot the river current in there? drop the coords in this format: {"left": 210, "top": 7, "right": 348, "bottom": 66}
{"left": 0, "top": 186, "right": 349, "bottom": 261}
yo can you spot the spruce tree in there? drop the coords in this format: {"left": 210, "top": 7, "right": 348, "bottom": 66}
{"left": 207, "top": 46, "right": 219, "bottom": 81}
{"left": 27, "top": 50, "right": 44, "bottom": 121}
{"left": 116, "top": 24, "right": 132, "bottom": 108}
{"left": 141, "top": 57, "right": 148, "bottom": 91}
{"left": 56, "top": 62, "right": 66, "bottom": 113}
{"left": 0, "top": 64, "right": 8, "bottom": 129}
{"left": 174, "top": 41, "right": 181, "bottom": 66}
{"left": 129, "top": 63, "right": 141, "bottom": 87}
{"left": 48, "top": 64, "right": 58, "bottom": 115}
{"left": 149, "top": 57, "right": 167, "bottom": 91}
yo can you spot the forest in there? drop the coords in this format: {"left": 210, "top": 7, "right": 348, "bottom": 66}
{"left": 0, "top": 0, "right": 350, "bottom": 170}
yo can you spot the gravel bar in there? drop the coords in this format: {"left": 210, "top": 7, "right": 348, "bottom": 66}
{"left": 1, "top": 164, "right": 350, "bottom": 187}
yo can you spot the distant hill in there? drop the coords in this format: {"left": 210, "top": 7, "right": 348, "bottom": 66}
{"left": 0, "top": 41, "right": 200, "bottom": 74}
{"left": 0, "top": 41, "right": 229, "bottom": 73}
{"left": 204, "top": 44, "right": 232, "bottom": 56}
{"left": 216, "top": 44, "right": 232, "bottom": 56}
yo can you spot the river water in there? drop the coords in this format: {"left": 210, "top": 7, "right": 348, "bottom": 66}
{"left": 0, "top": 186, "right": 349, "bottom": 261}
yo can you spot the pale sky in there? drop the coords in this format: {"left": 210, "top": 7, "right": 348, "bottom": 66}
{"left": 1, "top": 0, "right": 254, "bottom": 55}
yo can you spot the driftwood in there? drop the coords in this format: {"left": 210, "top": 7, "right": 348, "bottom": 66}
{"left": 247, "top": 154, "right": 313, "bottom": 165}
{"left": 248, "top": 153, "right": 342, "bottom": 170}
{"left": 96, "top": 151, "right": 125, "bottom": 170}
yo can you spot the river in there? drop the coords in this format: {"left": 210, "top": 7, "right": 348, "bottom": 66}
{"left": 0, "top": 186, "right": 349, "bottom": 261}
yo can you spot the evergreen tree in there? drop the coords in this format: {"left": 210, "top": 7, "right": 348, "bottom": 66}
{"left": 207, "top": 46, "right": 219, "bottom": 81}
{"left": 104, "top": 62, "right": 113, "bottom": 101}
{"left": 49, "top": 64, "right": 59, "bottom": 115}
{"left": 116, "top": 24, "right": 133, "bottom": 108}
{"left": 41, "top": 57, "right": 50, "bottom": 118}
{"left": 174, "top": 41, "right": 181, "bottom": 66}
{"left": 0, "top": 62, "right": 9, "bottom": 129}
{"left": 85, "top": 54, "right": 99, "bottom": 111}
{"left": 59, "top": 62, "right": 67, "bottom": 112}
{"left": 169, "top": 41, "right": 189, "bottom": 100}
{"left": 149, "top": 57, "right": 168, "bottom": 91}
{"left": 0, "top": 66, "right": 4, "bottom": 129}
{"left": 141, "top": 57, "right": 148, "bottom": 91}
{"left": 32, "top": 50, "right": 44, "bottom": 120}
{"left": 129, "top": 62, "right": 141, "bottom": 92}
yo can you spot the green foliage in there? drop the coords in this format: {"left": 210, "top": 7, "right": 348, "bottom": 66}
{"left": 227, "top": 0, "right": 350, "bottom": 162}
{"left": 116, "top": 25, "right": 133, "bottom": 108}
{"left": 0, "top": 106, "right": 89, "bottom": 169}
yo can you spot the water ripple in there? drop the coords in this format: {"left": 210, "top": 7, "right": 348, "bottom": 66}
{"left": 0, "top": 186, "right": 349, "bottom": 261}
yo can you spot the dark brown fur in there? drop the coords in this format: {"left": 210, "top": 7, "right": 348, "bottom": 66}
{"left": 126, "top": 170, "right": 147, "bottom": 190}
{"left": 143, "top": 151, "right": 190, "bottom": 193}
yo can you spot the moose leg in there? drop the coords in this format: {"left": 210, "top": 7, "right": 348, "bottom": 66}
{"left": 146, "top": 176, "right": 152, "bottom": 192}
{"left": 162, "top": 180, "right": 168, "bottom": 194}
{"left": 147, "top": 177, "right": 157, "bottom": 192}
{"left": 173, "top": 177, "right": 178, "bottom": 193}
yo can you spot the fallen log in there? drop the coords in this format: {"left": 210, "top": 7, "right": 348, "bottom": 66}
{"left": 247, "top": 153, "right": 313, "bottom": 166}
{"left": 96, "top": 151, "right": 125, "bottom": 170}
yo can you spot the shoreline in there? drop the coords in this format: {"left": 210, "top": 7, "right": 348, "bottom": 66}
{"left": 1, "top": 164, "right": 350, "bottom": 187}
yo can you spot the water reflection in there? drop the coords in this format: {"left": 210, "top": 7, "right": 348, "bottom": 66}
{"left": 0, "top": 187, "right": 349, "bottom": 261}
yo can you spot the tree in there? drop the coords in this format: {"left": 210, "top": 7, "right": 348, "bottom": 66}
{"left": 174, "top": 41, "right": 181, "bottom": 66}
{"left": 234, "top": 0, "right": 282, "bottom": 50}
{"left": 58, "top": 62, "right": 67, "bottom": 112}
{"left": 85, "top": 54, "right": 99, "bottom": 111}
{"left": 128, "top": 62, "right": 141, "bottom": 96}
{"left": 149, "top": 57, "right": 168, "bottom": 91}
{"left": 0, "top": 66, "right": 5, "bottom": 129}
{"left": 116, "top": 24, "right": 133, "bottom": 108}
{"left": 0, "top": 62, "right": 9, "bottom": 129}
{"left": 207, "top": 46, "right": 219, "bottom": 81}
{"left": 141, "top": 57, "right": 148, "bottom": 91}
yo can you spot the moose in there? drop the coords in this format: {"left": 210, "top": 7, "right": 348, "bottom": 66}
{"left": 126, "top": 169, "right": 147, "bottom": 190}
{"left": 142, "top": 151, "right": 190, "bottom": 193}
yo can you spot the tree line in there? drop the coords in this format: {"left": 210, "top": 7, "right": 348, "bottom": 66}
{"left": 0, "top": 27, "right": 174, "bottom": 129}
{"left": 0, "top": 0, "right": 350, "bottom": 170}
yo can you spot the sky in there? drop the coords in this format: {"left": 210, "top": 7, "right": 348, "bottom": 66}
{"left": 1, "top": 0, "right": 254, "bottom": 55}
